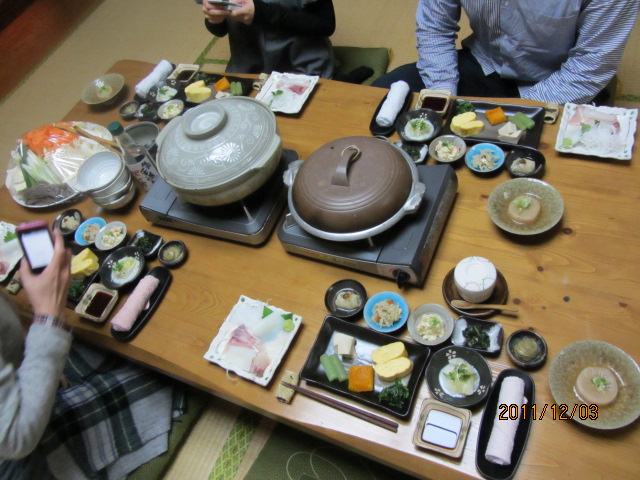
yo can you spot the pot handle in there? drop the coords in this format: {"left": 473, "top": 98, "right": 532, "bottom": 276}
{"left": 403, "top": 181, "right": 426, "bottom": 213}
{"left": 331, "top": 145, "right": 361, "bottom": 187}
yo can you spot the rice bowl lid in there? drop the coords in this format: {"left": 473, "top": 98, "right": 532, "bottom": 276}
{"left": 291, "top": 136, "right": 416, "bottom": 234}
{"left": 156, "top": 97, "right": 281, "bottom": 192}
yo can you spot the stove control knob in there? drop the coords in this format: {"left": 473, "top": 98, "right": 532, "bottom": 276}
{"left": 394, "top": 270, "right": 410, "bottom": 288}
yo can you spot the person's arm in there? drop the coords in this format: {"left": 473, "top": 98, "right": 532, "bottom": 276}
{"left": 0, "top": 229, "right": 72, "bottom": 459}
{"left": 521, "top": 0, "right": 639, "bottom": 103}
{"left": 416, "top": 0, "right": 462, "bottom": 93}
{"left": 231, "top": 0, "right": 335, "bottom": 36}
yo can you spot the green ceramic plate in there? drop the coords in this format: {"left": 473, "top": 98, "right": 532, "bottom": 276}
{"left": 487, "top": 178, "right": 564, "bottom": 235}
{"left": 549, "top": 340, "right": 640, "bottom": 429}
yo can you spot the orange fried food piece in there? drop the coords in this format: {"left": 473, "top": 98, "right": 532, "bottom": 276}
{"left": 485, "top": 107, "right": 508, "bottom": 126}
{"left": 348, "top": 365, "right": 374, "bottom": 392}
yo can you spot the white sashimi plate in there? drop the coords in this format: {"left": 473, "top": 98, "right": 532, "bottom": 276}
{"left": 555, "top": 103, "right": 637, "bottom": 160}
{"left": 0, "top": 222, "right": 23, "bottom": 281}
{"left": 204, "top": 295, "right": 302, "bottom": 386}
{"left": 255, "top": 72, "right": 319, "bottom": 114}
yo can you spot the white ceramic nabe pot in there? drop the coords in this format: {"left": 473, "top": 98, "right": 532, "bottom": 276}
{"left": 454, "top": 256, "right": 497, "bottom": 303}
{"left": 155, "top": 97, "right": 282, "bottom": 206}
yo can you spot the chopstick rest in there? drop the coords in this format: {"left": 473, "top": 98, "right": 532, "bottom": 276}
{"left": 111, "top": 275, "right": 160, "bottom": 331}
{"left": 276, "top": 370, "right": 299, "bottom": 403}
{"left": 544, "top": 102, "right": 560, "bottom": 124}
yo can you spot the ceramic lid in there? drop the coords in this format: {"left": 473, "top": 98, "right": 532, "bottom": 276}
{"left": 291, "top": 136, "right": 414, "bottom": 233}
{"left": 156, "top": 97, "right": 279, "bottom": 191}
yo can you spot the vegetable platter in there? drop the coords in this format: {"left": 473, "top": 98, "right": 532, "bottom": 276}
{"left": 300, "top": 316, "right": 431, "bottom": 418}
{"left": 5, "top": 122, "right": 113, "bottom": 208}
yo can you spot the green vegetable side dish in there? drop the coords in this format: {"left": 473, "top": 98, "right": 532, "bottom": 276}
{"left": 592, "top": 376, "right": 611, "bottom": 392}
{"left": 514, "top": 196, "right": 532, "bottom": 211}
{"left": 378, "top": 379, "right": 410, "bottom": 408}
{"left": 445, "top": 361, "right": 476, "bottom": 383}
{"left": 456, "top": 100, "right": 476, "bottom": 114}
{"left": 510, "top": 112, "right": 535, "bottom": 131}
{"left": 135, "top": 236, "right": 155, "bottom": 253}
{"left": 320, "top": 353, "right": 348, "bottom": 382}
{"left": 67, "top": 280, "right": 86, "bottom": 300}
{"left": 463, "top": 324, "right": 490, "bottom": 350}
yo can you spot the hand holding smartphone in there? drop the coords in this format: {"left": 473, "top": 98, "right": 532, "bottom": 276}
{"left": 17, "top": 220, "right": 55, "bottom": 274}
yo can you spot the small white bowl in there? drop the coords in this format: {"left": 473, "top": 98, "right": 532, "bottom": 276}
{"left": 429, "top": 135, "right": 466, "bottom": 163}
{"left": 95, "top": 221, "right": 127, "bottom": 251}
{"left": 454, "top": 257, "right": 497, "bottom": 303}
{"left": 76, "top": 151, "right": 124, "bottom": 192}
{"left": 91, "top": 174, "right": 133, "bottom": 205}
{"left": 158, "top": 99, "right": 185, "bottom": 120}
{"left": 408, "top": 303, "right": 454, "bottom": 346}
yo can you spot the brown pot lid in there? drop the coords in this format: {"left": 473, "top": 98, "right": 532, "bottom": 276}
{"left": 292, "top": 136, "right": 413, "bottom": 233}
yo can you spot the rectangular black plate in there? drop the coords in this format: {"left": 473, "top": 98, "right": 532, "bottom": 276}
{"left": 111, "top": 266, "right": 172, "bottom": 342}
{"left": 476, "top": 369, "right": 535, "bottom": 480}
{"left": 300, "top": 316, "right": 430, "bottom": 418}
{"left": 443, "top": 100, "right": 545, "bottom": 149}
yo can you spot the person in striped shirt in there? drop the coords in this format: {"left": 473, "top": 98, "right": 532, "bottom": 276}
{"left": 373, "top": 0, "right": 639, "bottom": 104}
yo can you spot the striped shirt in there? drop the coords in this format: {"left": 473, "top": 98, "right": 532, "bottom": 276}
{"left": 416, "top": 0, "right": 639, "bottom": 103}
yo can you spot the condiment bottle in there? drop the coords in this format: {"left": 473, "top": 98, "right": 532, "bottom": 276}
{"left": 107, "top": 121, "right": 159, "bottom": 191}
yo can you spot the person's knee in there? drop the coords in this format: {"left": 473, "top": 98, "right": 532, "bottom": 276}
{"left": 372, "top": 63, "right": 423, "bottom": 91}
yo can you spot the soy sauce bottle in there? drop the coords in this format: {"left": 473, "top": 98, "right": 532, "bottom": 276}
{"left": 107, "top": 121, "right": 159, "bottom": 191}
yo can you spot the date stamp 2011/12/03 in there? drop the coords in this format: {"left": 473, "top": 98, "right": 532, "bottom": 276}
{"left": 498, "top": 403, "right": 598, "bottom": 421}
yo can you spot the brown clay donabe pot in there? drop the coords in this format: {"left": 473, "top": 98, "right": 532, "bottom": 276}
{"left": 284, "top": 136, "right": 426, "bottom": 241}
{"left": 155, "top": 97, "right": 282, "bottom": 206}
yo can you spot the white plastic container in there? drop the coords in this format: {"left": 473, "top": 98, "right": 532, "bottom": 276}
{"left": 454, "top": 256, "right": 497, "bottom": 303}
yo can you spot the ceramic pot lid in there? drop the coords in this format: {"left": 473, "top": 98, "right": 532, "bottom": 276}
{"left": 291, "top": 136, "right": 414, "bottom": 233}
{"left": 156, "top": 97, "right": 279, "bottom": 191}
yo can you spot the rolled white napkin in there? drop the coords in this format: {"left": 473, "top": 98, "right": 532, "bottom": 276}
{"left": 376, "top": 80, "right": 410, "bottom": 127}
{"left": 485, "top": 376, "right": 526, "bottom": 465}
{"left": 111, "top": 275, "right": 160, "bottom": 331}
{"left": 135, "top": 60, "right": 173, "bottom": 98}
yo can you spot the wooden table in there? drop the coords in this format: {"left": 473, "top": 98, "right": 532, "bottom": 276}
{"left": 2, "top": 59, "right": 638, "bottom": 480}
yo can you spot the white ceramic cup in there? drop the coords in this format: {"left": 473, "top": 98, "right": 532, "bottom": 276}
{"left": 454, "top": 256, "right": 497, "bottom": 303}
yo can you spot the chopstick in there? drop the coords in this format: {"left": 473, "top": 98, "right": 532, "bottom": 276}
{"left": 52, "top": 123, "right": 121, "bottom": 154}
{"left": 281, "top": 381, "right": 399, "bottom": 433}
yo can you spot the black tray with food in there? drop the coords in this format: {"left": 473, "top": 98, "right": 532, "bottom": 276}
{"left": 369, "top": 88, "right": 413, "bottom": 137}
{"left": 443, "top": 100, "right": 545, "bottom": 149}
{"left": 300, "top": 316, "right": 431, "bottom": 418}
{"left": 111, "top": 266, "right": 172, "bottom": 342}
{"left": 476, "top": 369, "right": 535, "bottom": 480}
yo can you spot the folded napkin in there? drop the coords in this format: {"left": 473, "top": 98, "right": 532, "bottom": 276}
{"left": 485, "top": 376, "right": 526, "bottom": 465}
{"left": 135, "top": 60, "right": 173, "bottom": 99}
{"left": 111, "top": 275, "right": 160, "bottom": 331}
{"left": 376, "top": 80, "right": 410, "bottom": 127}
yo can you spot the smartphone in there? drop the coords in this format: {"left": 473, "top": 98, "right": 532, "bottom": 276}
{"left": 16, "top": 220, "right": 55, "bottom": 274}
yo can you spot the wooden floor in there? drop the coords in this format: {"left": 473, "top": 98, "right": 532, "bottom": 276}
{"left": 0, "top": 0, "right": 102, "bottom": 101}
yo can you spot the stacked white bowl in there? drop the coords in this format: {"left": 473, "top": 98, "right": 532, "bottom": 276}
{"left": 76, "top": 151, "right": 135, "bottom": 209}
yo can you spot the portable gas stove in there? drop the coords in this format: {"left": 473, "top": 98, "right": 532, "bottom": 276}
{"left": 139, "top": 149, "right": 297, "bottom": 246}
{"left": 277, "top": 164, "right": 457, "bottom": 288}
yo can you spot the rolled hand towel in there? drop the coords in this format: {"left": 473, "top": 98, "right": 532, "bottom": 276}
{"left": 485, "top": 376, "right": 526, "bottom": 465}
{"left": 111, "top": 275, "right": 160, "bottom": 332}
{"left": 135, "top": 60, "right": 173, "bottom": 99}
{"left": 375, "top": 80, "right": 410, "bottom": 127}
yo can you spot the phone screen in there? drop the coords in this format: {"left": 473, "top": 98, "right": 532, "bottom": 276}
{"left": 20, "top": 228, "right": 54, "bottom": 272}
